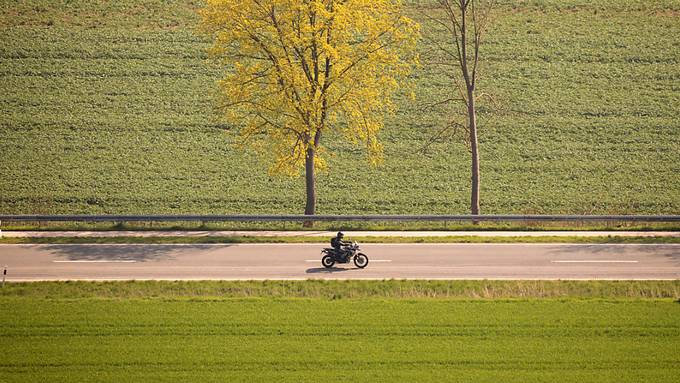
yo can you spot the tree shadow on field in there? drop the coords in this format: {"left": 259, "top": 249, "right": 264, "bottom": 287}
{"left": 34, "top": 244, "right": 231, "bottom": 262}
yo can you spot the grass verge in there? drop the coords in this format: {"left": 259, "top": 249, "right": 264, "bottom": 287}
{"left": 1, "top": 281, "right": 679, "bottom": 382}
{"left": 1, "top": 235, "right": 680, "bottom": 244}
{"left": 2, "top": 280, "right": 678, "bottom": 299}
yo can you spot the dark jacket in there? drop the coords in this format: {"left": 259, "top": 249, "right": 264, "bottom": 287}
{"left": 331, "top": 236, "right": 348, "bottom": 250}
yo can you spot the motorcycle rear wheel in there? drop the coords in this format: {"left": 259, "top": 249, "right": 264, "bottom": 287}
{"left": 353, "top": 253, "right": 369, "bottom": 269}
{"left": 321, "top": 255, "right": 335, "bottom": 268}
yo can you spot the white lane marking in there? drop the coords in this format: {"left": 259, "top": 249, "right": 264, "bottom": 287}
{"left": 305, "top": 259, "right": 392, "bottom": 263}
{"left": 551, "top": 260, "right": 639, "bottom": 263}
{"left": 52, "top": 260, "right": 137, "bottom": 263}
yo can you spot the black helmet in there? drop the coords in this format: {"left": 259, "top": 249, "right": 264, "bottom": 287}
{"left": 337, "top": 231, "right": 344, "bottom": 238}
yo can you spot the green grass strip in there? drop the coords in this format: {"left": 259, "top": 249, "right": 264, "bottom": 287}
{"left": 1, "top": 298, "right": 679, "bottom": 382}
{"left": 1, "top": 235, "right": 679, "bottom": 244}
{"left": 3, "top": 281, "right": 679, "bottom": 382}
{"left": 2, "top": 280, "right": 678, "bottom": 299}
{"left": 6, "top": 222, "right": 680, "bottom": 231}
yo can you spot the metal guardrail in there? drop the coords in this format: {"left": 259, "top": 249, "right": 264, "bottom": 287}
{"left": 0, "top": 214, "right": 679, "bottom": 223}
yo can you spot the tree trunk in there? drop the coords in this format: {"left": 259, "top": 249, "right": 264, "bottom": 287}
{"left": 468, "top": 88, "right": 480, "bottom": 216}
{"left": 303, "top": 144, "right": 316, "bottom": 227}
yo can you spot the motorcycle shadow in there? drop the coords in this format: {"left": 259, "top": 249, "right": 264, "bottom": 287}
{"left": 305, "top": 267, "right": 354, "bottom": 274}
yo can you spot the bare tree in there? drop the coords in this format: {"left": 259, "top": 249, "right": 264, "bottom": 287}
{"left": 421, "top": 0, "right": 494, "bottom": 215}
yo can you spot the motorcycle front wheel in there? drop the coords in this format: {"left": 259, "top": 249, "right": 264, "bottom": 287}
{"left": 353, "top": 253, "right": 369, "bottom": 269}
{"left": 321, "top": 255, "right": 335, "bottom": 268}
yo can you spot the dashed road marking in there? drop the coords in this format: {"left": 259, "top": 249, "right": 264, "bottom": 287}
{"left": 305, "top": 259, "right": 392, "bottom": 263}
{"left": 551, "top": 260, "right": 638, "bottom": 263}
{"left": 53, "top": 260, "right": 137, "bottom": 263}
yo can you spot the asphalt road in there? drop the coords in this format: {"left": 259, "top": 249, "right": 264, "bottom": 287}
{"left": 0, "top": 243, "right": 678, "bottom": 281}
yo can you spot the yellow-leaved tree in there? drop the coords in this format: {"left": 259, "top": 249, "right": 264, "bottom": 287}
{"left": 199, "top": 0, "right": 419, "bottom": 219}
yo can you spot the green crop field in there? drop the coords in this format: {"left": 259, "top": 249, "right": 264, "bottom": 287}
{"left": 1, "top": 0, "right": 679, "bottom": 215}
{"left": 2, "top": 281, "right": 679, "bottom": 382}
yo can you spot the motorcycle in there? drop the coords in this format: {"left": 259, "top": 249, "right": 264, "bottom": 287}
{"left": 321, "top": 241, "right": 369, "bottom": 269}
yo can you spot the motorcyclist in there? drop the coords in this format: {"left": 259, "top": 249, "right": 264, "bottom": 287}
{"left": 330, "top": 231, "right": 351, "bottom": 261}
